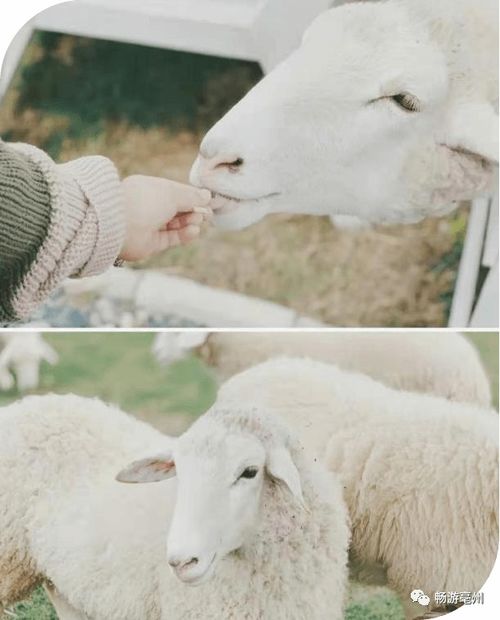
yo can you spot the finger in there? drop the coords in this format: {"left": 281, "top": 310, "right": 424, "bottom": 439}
{"left": 163, "top": 181, "right": 211, "bottom": 212}
{"left": 198, "top": 207, "right": 214, "bottom": 221}
{"left": 178, "top": 224, "right": 202, "bottom": 244}
{"left": 167, "top": 213, "right": 204, "bottom": 230}
{"left": 192, "top": 206, "right": 214, "bottom": 216}
{"left": 166, "top": 219, "right": 182, "bottom": 231}
{"left": 155, "top": 225, "right": 201, "bottom": 252}
{"left": 159, "top": 213, "right": 204, "bottom": 231}
{"left": 157, "top": 229, "right": 181, "bottom": 251}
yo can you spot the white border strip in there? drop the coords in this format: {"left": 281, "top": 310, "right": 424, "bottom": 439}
{"left": 0, "top": 5, "right": 498, "bottom": 615}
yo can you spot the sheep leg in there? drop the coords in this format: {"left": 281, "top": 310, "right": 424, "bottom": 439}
{"left": 44, "top": 584, "right": 89, "bottom": 620}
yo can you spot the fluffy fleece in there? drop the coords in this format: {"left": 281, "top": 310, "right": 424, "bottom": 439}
{"left": 0, "top": 394, "right": 349, "bottom": 620}
{"left": 187, "top": 332, "right": 491, "bottom": 406}
{"left": 0, "top": 394, "right": 167, "bottom": 618}
{"left": 218, "top": 358, "right": 499, "bottom": 619}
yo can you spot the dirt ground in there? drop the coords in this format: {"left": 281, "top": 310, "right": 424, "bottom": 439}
{"left": 0, "top": 40, "right": 465, "bottom": 327}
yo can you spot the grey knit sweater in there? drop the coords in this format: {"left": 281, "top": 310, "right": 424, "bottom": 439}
{"left": 0, "top": 140, "right": 125, "bottom": 323}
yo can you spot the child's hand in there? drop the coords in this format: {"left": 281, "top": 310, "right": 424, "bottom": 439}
{"left": 119, "top": 175, "right": 212, "bottom": 262}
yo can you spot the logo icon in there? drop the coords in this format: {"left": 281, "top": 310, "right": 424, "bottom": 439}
{"left": 410, "top": 590, "right": 430, "bottom": 606}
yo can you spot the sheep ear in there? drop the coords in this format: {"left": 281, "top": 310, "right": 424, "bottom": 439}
{"left": 116, "top": 451, "right": 176, "bottom": 484}
{"left": 266, "top": 446, "right": 305, "bottom": 506}
{"left": 442, "top": 102, "right": 499, "bottom": 165}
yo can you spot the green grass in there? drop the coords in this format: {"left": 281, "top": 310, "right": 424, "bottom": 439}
{"left": 467, "top": 332, "right": 499, "bottom": 408}
{"left": 2, "top": 332, "right": 497, "bottom": 619}
{"left": 10, "top": 587, "right": 406, "bottom": 620}
{"left": 3, "top": 31, "right": 261, "bottom": 157}
{"left": 8, "top": 588, "right": 57, "bottom": 620}
{"left": 0, "top": 333, "right": 217, "bottom": 417}
{"left": 345, "top": 595, "right": 404, "bottom": 620}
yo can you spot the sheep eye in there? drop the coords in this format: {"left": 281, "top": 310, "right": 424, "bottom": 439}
{"left": 238, "top": 467, "right": 258, "bottom": 480}
{"left": 390, "top": 93, "right": 421, "bottom": 113}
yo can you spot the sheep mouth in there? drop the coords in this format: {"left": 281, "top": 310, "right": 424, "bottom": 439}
{"left": 212, "top": 191, "right": 243, "bottom": 204}
{"left": 210, "top": 191, "right": 281, "bottom": 214}
{"left": 176, "top": 554, "right": 217, "bottom": 587}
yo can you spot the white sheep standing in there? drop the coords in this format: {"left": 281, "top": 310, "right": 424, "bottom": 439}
{"left": 0, "top": 333, "right": 59, "bottom": 392}
{"left": 152, "top": 331, "right": 492, "bottom": 407}
{"left": 191, "top": 0, "right": 498, "bottom": 231}
{"left": 0, "top": 394, "right": 349, "bottom": 620}
{"left": 217, "top": 357, "right": 499, "bottom": 619}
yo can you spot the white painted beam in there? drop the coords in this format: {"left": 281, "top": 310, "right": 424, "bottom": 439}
{"left": 448, "top": 198, "right": 490, "bottom": 327}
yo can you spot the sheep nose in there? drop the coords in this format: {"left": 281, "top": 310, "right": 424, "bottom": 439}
{"left": 168, "top": 555, "right": 199, "bottom": 570}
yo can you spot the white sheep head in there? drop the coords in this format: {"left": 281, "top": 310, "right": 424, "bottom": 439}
{"left": 116, "top": 409, "right": 304, "bottom": 586}
{"left": 191, "top": 1, "right": 498, "bottom": 230}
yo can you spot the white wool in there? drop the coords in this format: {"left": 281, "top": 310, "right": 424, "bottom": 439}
{"left": 218, "top": 358, "right": 499, "bottom": 619}
{"left": 153, "top": 331, "right": 492, "bottom": 407}
{"left": 0, "top": 394, "right": 349, "bottom": 620}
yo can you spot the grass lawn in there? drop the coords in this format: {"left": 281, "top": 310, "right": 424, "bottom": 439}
{"left": 1, "top": 332, "right": 496, "bottom": 619}
{"left": 468, "top": 332, "right": 499, "bottom": 408}
{"left": 0, "top": 333, "right": 218, "bottom": 435}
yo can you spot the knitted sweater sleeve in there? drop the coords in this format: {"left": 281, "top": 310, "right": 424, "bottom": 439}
{"left": 0, "top": 140, "right": 125, "bottom": 323}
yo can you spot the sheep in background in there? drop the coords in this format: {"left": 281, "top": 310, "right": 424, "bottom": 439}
{"left": 192, "top": 0, "right": 498, "bottom": 230}
{"left": 0, "top": 333, "right": 59, "bottom": 392}
{"left": 0, "top": 394, "right": 349, "bottom": 620}
{"left": 0, "top": 364, "right": 14, "bottom": 391}
{"left": 216, "top": 358, "right": 498, "bottom": 619}
{"left": 153, "top": 331, "right": 492, "bottom": 407}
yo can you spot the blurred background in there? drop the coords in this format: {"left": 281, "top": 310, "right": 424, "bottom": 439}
{"left": 0, "top": 32, "right": 469, "bottom": 327}
{"left": 0, "top": 330, "right": 498, "bottom": 619}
